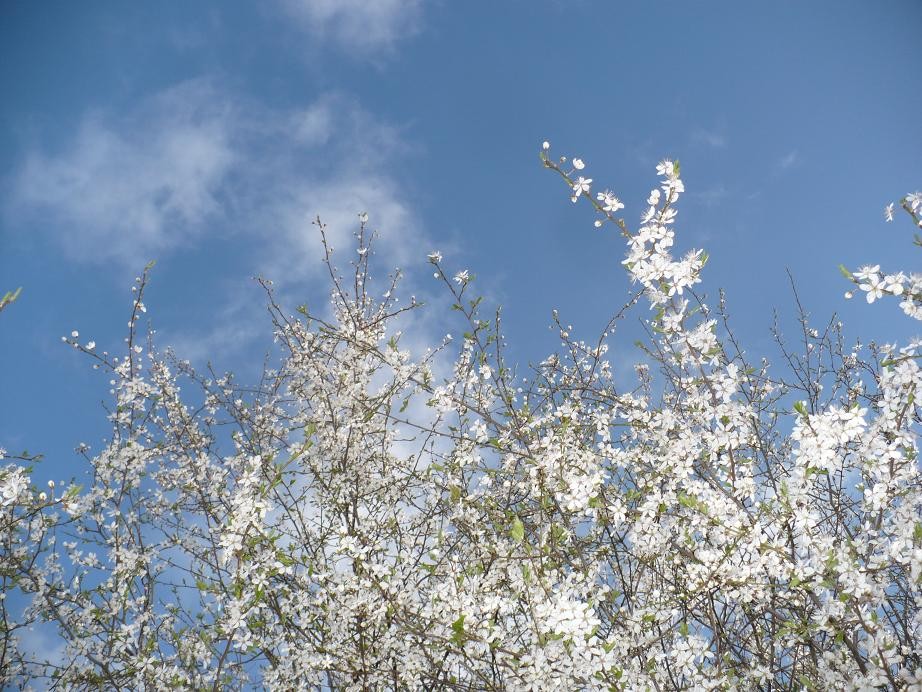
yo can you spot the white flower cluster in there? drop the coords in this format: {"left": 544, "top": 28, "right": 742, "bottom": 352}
{"left": 0, "top": 465, "right": 29, "bottom": 507}
{"left": 219, "top": 455, "right": 270, "bottom": 563}
{"left": 2, "top": 155, "right": 920, "bottom": 690}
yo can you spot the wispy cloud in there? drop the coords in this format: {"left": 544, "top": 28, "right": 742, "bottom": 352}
{"left": 7, "top": 84, "right": 424, "bottom": 278}
{"left": 690, "top": 128, "right": 727, "bottom": 149}
{"left": 6, "top": 80, "right": 435, "bottom": 364}
{"left": 158, "top": 287, "right": 267, "bottom": 368}
{"left": 264, "top": 176, "right": 420, "bottom": 285}
{"left": 687, "top": 183, "right": 728, "bottom": 209}
{"left": 10, "top": 81, "right": 236, "bottom": 267}
{"left": 777, "top": 149, "right": 800, "bottom": 171}
{"left": 279, "top": 0, "right": 424, "bottom": 55}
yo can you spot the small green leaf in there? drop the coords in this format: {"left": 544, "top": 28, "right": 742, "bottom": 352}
{"left": 0, "top": 287, "right": 22, "bottom": 311}
{"left": 509, "top": 517, "right": 525, "bottom": 544}
{"left": 451, "top": 615, "right": 466, "bottom": 646}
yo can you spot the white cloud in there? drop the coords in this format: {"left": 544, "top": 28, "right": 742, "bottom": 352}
{"left": 7, "top": 84, "right": 421, "bottom": 276}
{"left": 158, "top": 288, "right": 267, "bottom": 368}
{"left": 687, "top": 183, "right": 728, "bottom": 208}
{"left": 264, "top": 175, "right": 420, "bottom": 285}
{"left": 11, "top": 81, "right": 236, "bottom": 267}
{"left": 691, "top": 128, "right": 727, "bottom": 149}
{"left": 290, "top": 101, "right": 335, "bottom": 147}
{"left": 280, "top": 0, "right": 424, "bottom": 54}
{"left": 7, "top": 79, "right": 437, "bottom": 369}
{"left": 777, "top": 149, "right": 800, "bottom": 170}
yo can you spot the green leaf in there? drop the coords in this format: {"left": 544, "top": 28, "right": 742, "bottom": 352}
{"left": 838, "top": 264, "right": 854, "bottom": 281}
{"left": 451, "top": 615, "right": 466, "bottom": 646}
{"left": 793, "top": 401, "right": 808, "bottom": 417}
{"left": 551, "top": 523, "right": 567, "bottom": 543}
{"left": 0, "top": 287, "right": 22, "bottom": 312}
{"left": 509, "top": 517, "right": 525, "bottom": 544}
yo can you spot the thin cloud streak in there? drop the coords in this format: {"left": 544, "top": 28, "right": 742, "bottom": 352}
{"left": 691, "top": 128, "right": 727, "bottom": 149}
{"left": 777, "top": 150, "right": 800, "bottom": 170}
{"left": 279, "top": 0, "right": 424, "bottom": 55}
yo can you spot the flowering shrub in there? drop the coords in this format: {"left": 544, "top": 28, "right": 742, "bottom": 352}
{"left": 1, "top": 150, "right": 920, "bottom": 690}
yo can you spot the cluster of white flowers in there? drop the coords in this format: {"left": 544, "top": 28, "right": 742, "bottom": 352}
{"left": 0, "top": 465, "right": 29, "bottom": 506}
{"left": 219, "top": 455, "right": 271, "bottom": 563}
{"left": 854, "top": 264, "right": 907, "bottom": 304}
{"left": 855, "top": 193, "right": 922, "bottom": 320}
{"left": 1, "top": 151, "right": 919, "bottom": 690}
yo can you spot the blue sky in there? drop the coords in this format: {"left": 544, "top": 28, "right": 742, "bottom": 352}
{"left": 1, "top": 1, "right": 920, "bottom": 481}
